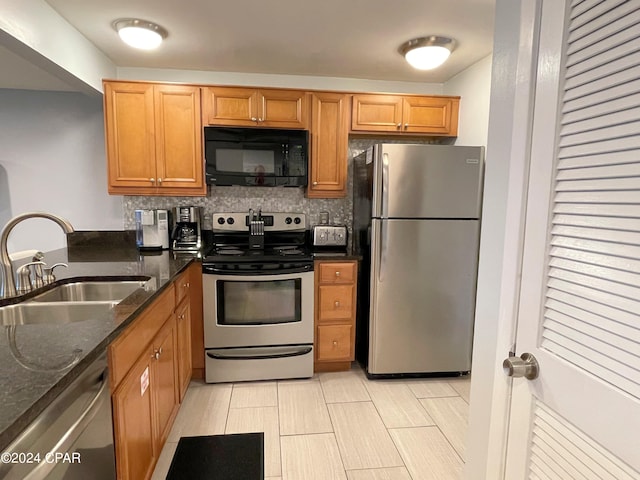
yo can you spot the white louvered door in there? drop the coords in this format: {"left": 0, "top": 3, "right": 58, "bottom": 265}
{"left": 504, "top": 0, "right": 640, "bottom": 478}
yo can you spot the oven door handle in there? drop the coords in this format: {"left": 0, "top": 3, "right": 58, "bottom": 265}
{"left": 207, "top": 346, "right": 312, "bottom": 360}
{"left": 202, "top": 264, "right": 313, "bottom": 275}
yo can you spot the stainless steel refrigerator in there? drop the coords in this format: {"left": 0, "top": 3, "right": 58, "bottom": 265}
{"left": 353, "top": 143, "right": 484, "bottom": 376}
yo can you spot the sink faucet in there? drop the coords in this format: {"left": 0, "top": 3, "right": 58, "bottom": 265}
{"left": 0, "top": 212, "right": 75, "bottom": 298}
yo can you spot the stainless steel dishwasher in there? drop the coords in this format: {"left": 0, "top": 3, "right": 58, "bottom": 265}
{"left": 0, "top": 352, "right": 116, "bottom": 479}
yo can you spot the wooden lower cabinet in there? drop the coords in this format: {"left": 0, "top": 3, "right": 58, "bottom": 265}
{"left": 176, "top": 297, "right": 192, "bottom": 401}
{"left": 189, "top": 262, "right": 204, "bottom": 380}
{"left": 112, "top": 346, "right": 156, "bottom": 480}
{"left": 317, "top": 324, "right": 353, "bottom": 361}
{"left": 111, "top": 316, "right": 178, "bottom": 480}
{"left": 110, "top": 266, "right": 197, "bottom": 479}
{"left": 314, "top": 260, "right": 358, "bottom": 372}
{"left": 152, "top": 316, "right": 180, "bottom": 448}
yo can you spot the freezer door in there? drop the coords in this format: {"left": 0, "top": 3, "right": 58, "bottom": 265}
{"left": 369, "top": 218, "right": 479, "bottom": 374}
{"left": 373, "top": 144, "right": 483, "bottom": 219}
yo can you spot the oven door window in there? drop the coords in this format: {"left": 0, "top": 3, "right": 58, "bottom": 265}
{"left": 217, "top": 279, "right": 301, "bottom": 325}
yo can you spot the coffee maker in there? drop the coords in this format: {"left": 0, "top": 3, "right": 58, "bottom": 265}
{"left": 171, "top": 206, "right": 203, "bottom": 251}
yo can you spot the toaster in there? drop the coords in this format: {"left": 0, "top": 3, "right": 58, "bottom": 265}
{"left": 312, "top": 225, "right": 348, "bottom": 247}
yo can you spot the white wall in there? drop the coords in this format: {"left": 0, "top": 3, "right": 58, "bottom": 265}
{"left": 117, "top": 67, "right": 445, "bottom": 95}
{"left": 0, "top": 0, "right": 116, "bottom": 94}
{"left": 443, "top": 55, "right": 493, "bottom": 147}
{"left": 465, "top": 1, "right": 539, "bottom": 478}
{"left": 0, "top": 89, "right": 123, "bottom": 253}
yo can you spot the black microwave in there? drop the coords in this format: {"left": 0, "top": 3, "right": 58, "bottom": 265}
{"left": 204, "top": 127, "right": 308, "bottom": 187}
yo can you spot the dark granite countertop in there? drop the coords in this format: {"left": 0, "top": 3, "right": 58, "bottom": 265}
{"left": 311, "top": 247, "right": 361, "bottom": 262}
{"left": 0, "top": 238, "right": 196, "bottom": 451}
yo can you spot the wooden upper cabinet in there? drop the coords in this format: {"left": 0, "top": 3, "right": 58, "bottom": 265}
{"left": 260, "top": 89, "right": 309, "bottom": 128}
{"left": 402, "top": 96, "right": 459, "bottom": 135}
{"left": 104, "top": 82, "right": 157, "bottom": 189}
{"left": 154, "top": 85, "right": 204, "bottom": 191}
{"left": 201, "top": 87, "right": 258, "bottom": 126}
{"left": 307, "top": 92, "right": 349, "bottom": 198}
{"left": 103, "top": 81, "right": 206, "bottom": 196}
{"left": 203, "top": 86, "right": 308, "bottom": 128}
{"left": 350, "top": 94, "right": 403, "bottom": 132}
{"left": 351, "top": 94, "right": 460, "bottom": 136}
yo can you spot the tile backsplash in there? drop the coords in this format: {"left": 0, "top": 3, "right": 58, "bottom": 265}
{"left": 122, "top": 138, "right": 441, "bottom": 233}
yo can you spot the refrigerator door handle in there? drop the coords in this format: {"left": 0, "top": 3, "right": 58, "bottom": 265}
{"left": 378, "top": 220, "right": 387, "bottom": 283}
{"left": 371, "top": 146, "right": 381, "bottom": 217}
{"left": 381, "top": 153, "right": 390, "bottom": 218}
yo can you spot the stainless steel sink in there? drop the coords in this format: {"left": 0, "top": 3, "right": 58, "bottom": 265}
{"left": 30, "top": 279, "right": 150, "bottom": 303}
{"left": 0, "top": 301, "right": 116, "bottom": 326}
{"left": 0, "top": 277, "right": 154, "bottom": 327}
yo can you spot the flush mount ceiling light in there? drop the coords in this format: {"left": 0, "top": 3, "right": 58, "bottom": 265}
{"left": 113, "top": 19, "right": 168, "bottom": 50}
{"left": 399, "top": 36, "right": 456, "bottom": 70}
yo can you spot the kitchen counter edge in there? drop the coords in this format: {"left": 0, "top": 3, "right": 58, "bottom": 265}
{"left": 0, "top": 251, "right": 196, "bottom": 452}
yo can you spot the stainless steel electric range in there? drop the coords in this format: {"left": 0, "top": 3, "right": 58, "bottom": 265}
{"left": 202, "top": 212, "right": 314, "bottom": 383}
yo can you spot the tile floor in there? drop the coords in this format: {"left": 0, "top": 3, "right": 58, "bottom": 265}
{"left": 152, "top": 365, "right": 471, "bottom": 480}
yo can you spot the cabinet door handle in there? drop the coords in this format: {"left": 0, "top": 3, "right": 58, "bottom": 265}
{"left": 258, "top": 117, "right": 263, "bottom": 122}
{"left": 313, "top": 181, "right": 318, "bottom": 186}
{"left": 335, "top": 271, "right": 341, "bottom": 277}
{"left": 334, "top": 301, "right": 340, "bottom": 308}
{"left": 404, "top": 123, "right": 409, "bottom": 129}
{"left": 158, "top": 178, "right": 162, "bottom": 184}
{"left": 251, "top": 117, "right": 257, "bottom": 122}
{"left": 396, "top": 123, "right": 402, "bottom": 129}
{"left": 333, "top": 341, "right": 338, "bottom": 346}
{"left": 153, "top": 351, "right": 160, "bottom": 360}
{"left": 150, "top": 177, "right": 155, "bottom": 184}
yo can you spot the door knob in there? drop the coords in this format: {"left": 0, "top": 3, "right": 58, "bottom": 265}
{"left": 503, "top": 352, "right": 539, "bottom": 380}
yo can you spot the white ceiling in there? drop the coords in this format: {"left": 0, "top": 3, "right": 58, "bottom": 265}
{"left": 2, "top": 0, "right": 496, "bottom": 91}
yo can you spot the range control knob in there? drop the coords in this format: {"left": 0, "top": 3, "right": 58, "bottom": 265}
{"left": 217, "top": 217, "right": 225, "bottom": 225}
{"left": 285, "top": 217, "right": 293, "bottom": 225}
{"left": 227, "top": 217, "right": 235, "bottom": 225}
{"left": 294, "top": 217, "right": 302, "bottom": 225}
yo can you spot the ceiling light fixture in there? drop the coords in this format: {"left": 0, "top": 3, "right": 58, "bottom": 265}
{"left": 399, "top": 36, "right": 456, "bottom": 70}
{"left": 113, "top": 19, "right": 168, "bottom": 50}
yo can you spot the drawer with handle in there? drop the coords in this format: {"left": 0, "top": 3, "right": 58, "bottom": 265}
{"left": 316, "top": 324, "right": 353, "bottom": 361}
{"left": 318, "top": 262, "right": 356, "bottom": 284}
{"left": 317, "top": 285, "right": 354, "bottom": 322}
